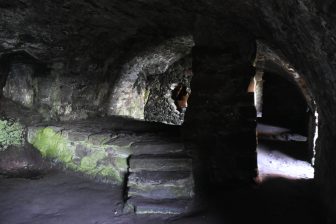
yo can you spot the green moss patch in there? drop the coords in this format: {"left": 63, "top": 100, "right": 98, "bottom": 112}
{"left": 32, "top": 127, "right": 73, "bottom": 163}
{"left": 30, "top": 127, "right": 128, "bottom": 184}
{"left": 0, "top": 119, "right": 24, "bottom": 150}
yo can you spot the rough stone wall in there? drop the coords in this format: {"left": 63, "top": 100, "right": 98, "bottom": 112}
{"left": 108, "top": 36, "right": 194, "bottom": 120}
{"left": 3, "top": 63, "right": 34, "bottom": 108}
{"left": 144, "top": 55, "right": 192, "bottom": 125}
{"left": 254, "top": 41, "right": 314, "bottom": 110}
{"left": 1, "top": 0, "right": 336, "bottom": 218}
{"left": 27, "top": 125, "right": 129, "bottom": 184}
{"left": 1, "top": 39, "right": 194, "bottom": 124}
{"left": 251, "top": 3, "right": 336, "bottom": 218}
{"left": 31, "top": 62, "right": 109, "bottom": 121}
{"left": 1, "top": 56, "right": 109, "bottom": 121}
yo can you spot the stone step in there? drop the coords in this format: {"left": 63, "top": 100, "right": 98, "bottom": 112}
{"left": 130, "top": 142, "right": 186, "bottom": 156}
{"left": 129, "top": 157, "right": 192, "bottom": 172}
{"left": 128, "top": 171, "right": 192, "bottom": 186}
{"left": 127, "top": 171, "right": 194, "bottom": 199}
{"left": 127, "top": 197, "right": 192, "bottom": 215}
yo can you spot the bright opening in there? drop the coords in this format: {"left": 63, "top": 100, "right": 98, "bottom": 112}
{"left": 251, "top": 72, "right": 315, "bottom": 182}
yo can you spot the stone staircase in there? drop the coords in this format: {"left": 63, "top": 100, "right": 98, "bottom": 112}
{"left": 126, "top": 141, "right": 194, "bottom": 215}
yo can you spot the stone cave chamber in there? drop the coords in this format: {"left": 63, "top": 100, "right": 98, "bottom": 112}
{"left": 0, "top": 1, "right": 336, "bottom": 224}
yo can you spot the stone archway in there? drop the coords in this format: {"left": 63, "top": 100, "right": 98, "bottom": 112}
{"left": 107, "top": 36, "right": 194, "bottom": 122}
{"left": 254, "top": 41, "right": 318, "bottom": 175}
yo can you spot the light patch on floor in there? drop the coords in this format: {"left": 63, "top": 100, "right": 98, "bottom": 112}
{"left": 257, "top": 142, "right": 314, "bottom": 181}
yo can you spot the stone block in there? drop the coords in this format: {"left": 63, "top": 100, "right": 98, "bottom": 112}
{"left": 129, "top": 157, "right": 192, "bottom": 172}
{"left": 128, "top": 198, "right": 192, "bottom": 215}
{"left": 130, "top": 142, "right": 185, "bottom": 155}
{"left": 87, "top": 133, "right": 111, "bottom": 145}
{"left": 127, "top": 171, "right": 194, "bottom": 199}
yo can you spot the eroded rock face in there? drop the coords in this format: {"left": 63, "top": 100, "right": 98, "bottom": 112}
{"left": 3, "top": 63, "right": 34, "bottom": 108}
{"left": 1, "top": 0, "right": 336, "bottom": 219}
{"left": 0, "top": 38, "right": 193, "bottom": 124}
{"left": 145, "top": 55, "right": 193, "bottom": 125}
{"left": 23, "top": 116, "right": 184, "bottom": 184}
{"left": 0, "top": 145, "right": 47, "bottom": 178}
{"left": 108, "top": 36, "right": 194, "bottom": 120}
{"left": 1, "top": 60, "right": 109, "bottom": 121}
{"left": 27, "top": 125, "right": 129, "bottom": 184}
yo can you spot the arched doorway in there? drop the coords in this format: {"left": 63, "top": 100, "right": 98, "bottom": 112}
{"left": 252, "top": 41, "right": 318, "bottom": 182}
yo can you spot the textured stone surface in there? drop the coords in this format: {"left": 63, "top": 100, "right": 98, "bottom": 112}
{"left": 129, "top": 157, "right": 192, "bottom": 172}
{"left": 26, "top": 118, "right": 182, "bottom": 184}
{"left": 0, "top": 97, "right": 44, "bottom": 125}
{"left": 1, "top": 0, "right": 336, "bottom": 219}
{"left": 144, "top": 55, "right": 193, "bottom": 125}
{"left": 128, "top": 171, "right": 194, "bottom": 199}
{"left": 108, "top": 36, "right": 194, "bottom": 120}
{"left": 126, "top": 138, "right": 194, "bottom": 215}
{"left": 127, "top": 198, "right": 192, "bottom": 215}
{"left": 130, "top": 142, "right": 185, "bottom": 156}
{"left": 0, "top": 171, "right": 325, "bottom": 224}
{"left": 3, "top": 63, "right": 34, "bottom": 108}
{"left": 1, "top": 60, "right": 109, "bottom": 121}
{"left": 254, "top": 41, "right": 314, "bottom": 110}
{"left": 28, "top": 126, "right": 128, "bottom": 184}
{"left": 0, "top": 145, "right": 48, "bottom": 177}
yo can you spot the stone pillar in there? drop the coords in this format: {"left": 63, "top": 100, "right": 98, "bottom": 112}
{"left": 183, "top": 46, "right": 257, "bottom": 186}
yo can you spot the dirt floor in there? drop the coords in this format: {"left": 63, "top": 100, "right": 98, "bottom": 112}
{"left": 0, "top": 124, "right": 326, "bottom": 224}
{"left": 0, "top": 169, "right": 326, "bottom": 224}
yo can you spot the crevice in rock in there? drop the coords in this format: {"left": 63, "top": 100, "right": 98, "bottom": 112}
{"left": 122, "top": 155, "right": 131, "bottom": 204}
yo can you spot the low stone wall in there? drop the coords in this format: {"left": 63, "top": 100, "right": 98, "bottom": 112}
{"left": 27, "top": 126, "right": 129, "bottom": 184}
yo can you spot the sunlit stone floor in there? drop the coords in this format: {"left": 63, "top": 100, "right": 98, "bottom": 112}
{"left": 257, "top": 141, "right": 314, "bottom": 180}
{"left": 257, "top": 124, "right": 314, "bottom": 181}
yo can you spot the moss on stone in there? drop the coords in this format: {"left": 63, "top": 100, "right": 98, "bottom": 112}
{"left": 30, "top": 127, "right": 126, "bottom": 184}
{"left": 87, "top": 134, "right": 110, "bottom": 145}
{"left": 32, "top": 127, "right": 73, "bottom": 163}
{"left": 114, "top": 157, "right": 128, "bottom": 172}
{"left": 99, "top": 166, "right": 123, "bottom": 182}
{"left": 0, "top": 119, "right": 24, "bottom": 150}
{"left": 110, "top": 144, "right": 132, "bottom": 157}
{"left": 79, "top": 150, "right": 107, "bottom": 173}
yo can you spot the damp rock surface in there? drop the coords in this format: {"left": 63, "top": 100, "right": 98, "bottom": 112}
{"left": 0, "top": 145, "right": 48, "bottom": 177}
{"left": 0, "top": 171, "right": 325, "bottom": 224}
{"left": 1, "top": 0, "right": 336, "bottom": 220}
{"left": 0, "top": 171, "right": 125, "bottom": 224}
{"left": 144, "top": 55, "right": 193, "bottom": 125}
